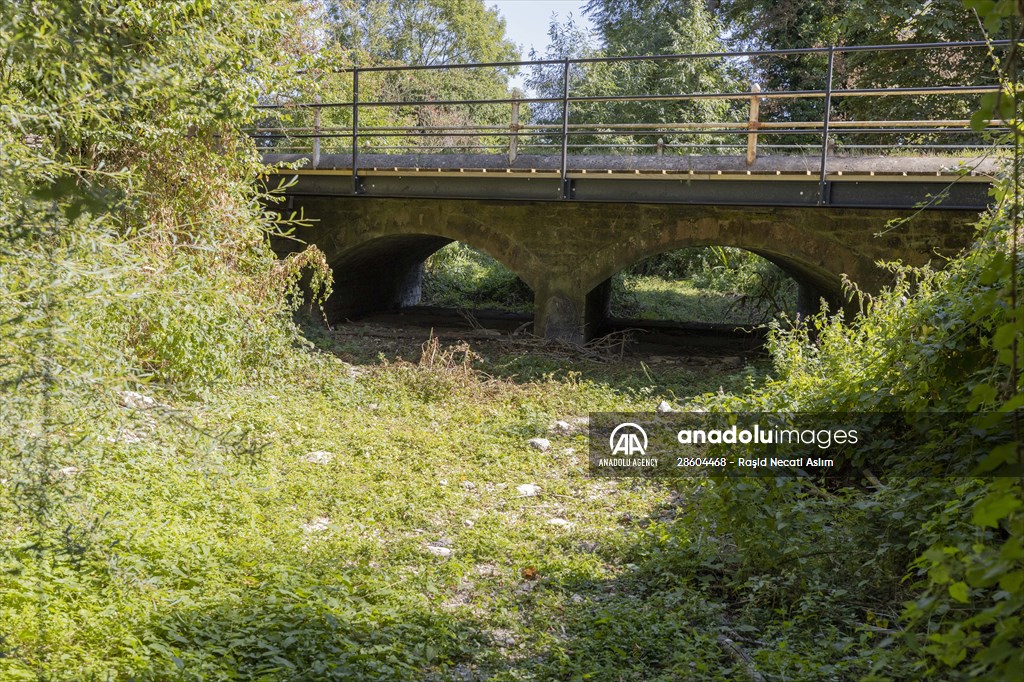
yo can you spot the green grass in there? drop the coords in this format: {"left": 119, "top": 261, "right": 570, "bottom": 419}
{"left": 421, "top": 243, "right": 797, "bottom": 326}
{"left": 612, "top": 275, "right": 747, "bottom": 323}
{"left": 0, "top": 336, "right": 779, "bottom": 680}
{"left": 611, "top": 272, "right": 798, "bottom": 325}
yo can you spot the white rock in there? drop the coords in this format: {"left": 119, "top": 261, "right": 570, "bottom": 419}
{"left": 300, "top": 517, "right": 330, "bottom": 533}
{"left": 53, "top": 466, "right": 80, "bottom": 478}
{"left": 463, "top": 519, "right": 475, "bottom": 527}
{"left": 118, "top": 429, "right": 142, "bottom": 444}
{"left": 460, "top": 481, "right": 476, "bottom": 490}
{"left": 438, "top": 478, "right": 448, "bottom": 486}
{"left": 118, "top": 390, "right": 156, "bottom": 410}
{"left": 527, "top": 438, "right": 551, "bottom": 452}
{"left": 546, "top": 518, "right": 571, "bottom": 527}
{"left": 657, "top": 400, "right": 674, "bottom": 413}
{"left": 490, "top": 629, "right": 516, "bottom": 647}
{"left": 426, "top": 544, "right": 452, "bottom": 557}
{"left": 304, "top": 450, "right": 333, "bottom": 465}
{"left": 570, "top": 593, "right": 585, "bottom": 604}
{"left": 549, "top": 420, "right": 573, "bottom": 435}
{"left": 104, "top": 430, "right": 141, "bottom": 444}
{"left": 517, "top": 483, "right": 541, "bottom": 497}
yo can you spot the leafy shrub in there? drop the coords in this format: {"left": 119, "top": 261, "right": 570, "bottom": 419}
{"left": 689, "top": 195, "right": 1023, "bottom": 679}
{"left": 614, "top": 247, "right": 797, "bottom": 322}
{"left": 421, "top": 242, "right": 532, "bottom": 312}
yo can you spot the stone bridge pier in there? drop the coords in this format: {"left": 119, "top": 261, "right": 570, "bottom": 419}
{"left": 273, "top": 195, "right": 979, "bottom": 343}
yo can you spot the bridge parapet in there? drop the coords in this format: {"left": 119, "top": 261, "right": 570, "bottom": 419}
{"left": 255, "top": 40, "right": 1008, "bottom": 210}
{"left": 263, "top": 152, "right": 995, "bottom": 210}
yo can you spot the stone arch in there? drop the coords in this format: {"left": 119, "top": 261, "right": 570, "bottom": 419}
{"left": 330, "top": 233, "right": 537, "bottom": 321}
{"left": 575, "top": 210, "right": 884, "bottom": 333}
{"left": 278, "top": 195, "right": 541, "bottom": 323}
{"left": 580, "top": 222, "right": 866, "bottom": 300}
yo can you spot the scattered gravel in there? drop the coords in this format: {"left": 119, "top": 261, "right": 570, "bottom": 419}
{"left": 303, "top": 450, "right": 334, "bottom": 465}
{"left": 300, "top": 517, "right": 330, "bottom": 533}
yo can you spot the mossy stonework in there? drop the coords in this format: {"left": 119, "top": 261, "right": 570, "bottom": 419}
{"left": 274, "top": 195, "right": 980, "bottom": 341}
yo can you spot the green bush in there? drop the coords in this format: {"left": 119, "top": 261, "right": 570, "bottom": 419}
{"left": 421, "top": 242, "right": 533, "bottom": 312}
{"left": 688, "top": 200, "right": 1023, "bottom": 679}
{"left": 614, "top": 247, "right": 797, "bottom": 322}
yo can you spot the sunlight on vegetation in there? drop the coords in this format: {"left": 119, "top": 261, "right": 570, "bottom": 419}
{"left": 1, "top": 0, "right": 1021, "bottom": 680}
{"left": 612, "top": 248, "right": 798, "bottom": 324}
{"left": 422, "top": 243, "right": 533, "bottom": 313}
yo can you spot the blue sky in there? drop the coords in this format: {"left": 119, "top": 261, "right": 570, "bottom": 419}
{"left": 490, "top": 1, "right": 594, "bottom": 60}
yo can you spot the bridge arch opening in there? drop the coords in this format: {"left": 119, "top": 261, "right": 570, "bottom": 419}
{"left": 421, "top": 242, "right": 533, "bottom": 314}
{"left": 318, "top": 233, "right": 534, "bottom": 330}
{"left": 582, "top": 243, "right": 845, "bottom": 344}
{"left": 607, "top": 247, "right": 799, "bottom": 326}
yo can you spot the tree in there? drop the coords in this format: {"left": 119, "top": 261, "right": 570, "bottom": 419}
{"left": 268, "top": 0, "right": 521, "bottom": 156}
{"left": 324, "top": 0, "right": 518, "bottom": 66}
{"left": 718, "top": 0, "right": 1002, "bottom": 146}
{"left": 526, "top": 3, "right": 741, "bottom": 156}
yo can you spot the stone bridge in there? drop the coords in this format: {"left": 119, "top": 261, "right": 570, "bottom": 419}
{"left": 265, "top": 153, "right": 992, "bottom": 342}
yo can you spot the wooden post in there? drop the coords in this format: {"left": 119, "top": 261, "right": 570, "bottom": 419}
{"left": 312, "top": 96, "right": 321, "bottom": 169}
{"left": 509, "top": 97, "right": 520, "bottom": 164}
{"left": 746, "top": 84, "right": 761, "bottom": 166}
{"left": 656, "top": 137, "right": 664, "bottom": 156}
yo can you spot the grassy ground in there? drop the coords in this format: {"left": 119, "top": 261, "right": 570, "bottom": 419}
{"left": 611, "top": 275, "right": 765, "bottom": 325}
{"left": 2, "top": 330, "right": 779, "bottom": 680}
{"left": 422, "top": 244, "right": 533, "bottom": 314}
{"left": 0, "top": 327, "right": 815, "bottom": 675}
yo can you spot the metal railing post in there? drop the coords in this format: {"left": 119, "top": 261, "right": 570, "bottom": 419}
{"left": 312, "top": 95, "right": 321, "bottom": 169}
{"left": 560, "top": 57, "right": 571, "bottom": 199}
{"left": 352, "top": 67, "right": 360, "bottom": 194}
{"left": 746, "top": 83, "right": 760, "bottom": 166}
{"left": 818, "top": 47, "right": 835, "bottom": 205}
{"left": 509, "top": 96, "right": 520, "bottom": 164}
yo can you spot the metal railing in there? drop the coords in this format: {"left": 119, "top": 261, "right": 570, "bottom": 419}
{"left": 252, "top": 40, "right": 1012, "bottom": 200}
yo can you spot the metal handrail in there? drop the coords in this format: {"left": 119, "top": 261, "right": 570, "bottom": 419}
{"left": 266, "top": 39, "right": 1011, "bottom": 76}
{"left": 254, "top": 41, "right": 1011, "bottom": 204}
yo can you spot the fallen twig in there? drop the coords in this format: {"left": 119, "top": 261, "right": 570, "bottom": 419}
{"left": 717, "top": 634, "right": 766, "bottom": 682}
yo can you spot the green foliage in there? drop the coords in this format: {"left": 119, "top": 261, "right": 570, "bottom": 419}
{"left": 421, "top": 242, "right": 532, "bottom": 312}
{"left": 652, "top": 5, "right": 1024, "bottom": 672}
{"left": 526, "top": 4, "right": 741, "bottom": 155}
{"left": 614, "top": 248, "right": 797, "bottom": 323}
{"left": 3, "top": 0, "right": 1021, "bottom": 678}
{"left": 719, "top": 0, "right": 995, "bottom": 147}
{"left": 0, "top": 321, "right": 741, "bottom": 678}
{"left": 324, "top": 0, "right": 518, "bottom": 66}
{"left": 685, "top": 168, "right": 1024, "bottom": 679}
{"left": 261, "top": 0, "right": 519, "bottom": 156}
{"left": 0, "top": 1, "right": 335, "bottom": 676}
